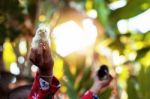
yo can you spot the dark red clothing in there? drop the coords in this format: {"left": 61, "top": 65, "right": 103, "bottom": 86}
{"left": 82, "top": 91, "right": 93, "bottom": 99}
{"left": 28, "top": 72, "right": 60, "bottom": 99}
{"left": 29, "top": 73, "right": 97, "bottom": 99}
{"left": 82, "top": 90, "right": 99, "bottom": 99}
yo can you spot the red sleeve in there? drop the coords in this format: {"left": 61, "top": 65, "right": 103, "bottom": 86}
{"left": 28, "top": 72, "right": 60, "bottom": 99}
{"left": 81, "top": 91, "right": 93, "bottom": 99}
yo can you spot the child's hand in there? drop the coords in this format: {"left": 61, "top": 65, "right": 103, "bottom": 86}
{"left": 90, "top": 74, "right": 113, "bottom": 94}
{"left": 29, "top": 41, "right": 54, "bottom": 76}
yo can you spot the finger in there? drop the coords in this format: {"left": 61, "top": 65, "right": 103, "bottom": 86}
{"left": 37, "top": 44, "right": 43, "bottom": 55}
{"left": 29, "top": 48, "right": 36, "bottom": 63}
{"left": 100, "top": 75, "right": 113, "bottom": 88}
{"left": 43, "top": 43, "right": 54, "bottom": 69}
{"left": 43, "top": 42, "right": 49, "bottom": 51}
{"left": 108, "top": 74, "right": 113, "bottom": 81}
{"left": 43, "top": 43, "right": 50, "bottom": 58}
{"left": 36, "top": 45, "right": 44, "bottom": 66}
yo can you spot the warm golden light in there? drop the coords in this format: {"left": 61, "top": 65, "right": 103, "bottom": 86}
{"left": 53, "top": 57, "right": 64, "bottom": 79}
{"left": 19, "top": 39, "right": 27, "bottom": 55}
{"left": 3, "top": 39, "right": 16, "bottom": 71}
{"left": 53, "top": 19, "right": 97, "bottom": 57}
{"left": 39, "top": 15, "right": 46, "bottom": 22}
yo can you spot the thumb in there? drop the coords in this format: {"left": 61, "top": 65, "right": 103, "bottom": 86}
{"left": 29, "top": 48, "right": 36, "bottom": 64}
{"left": 99, "top": 74, "right": 113, "bottom": 88}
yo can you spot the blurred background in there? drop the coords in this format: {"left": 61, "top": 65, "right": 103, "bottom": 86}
{"left": 0, "top": 0, "right": 150, "bottom": 99}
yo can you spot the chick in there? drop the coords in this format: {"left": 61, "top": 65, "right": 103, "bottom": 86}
{"left": 31, "top": 24, "right": 50, "bottom": 48}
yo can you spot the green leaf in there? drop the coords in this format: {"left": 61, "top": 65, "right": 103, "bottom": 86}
{"left": 93, "top": 0, "right": 116, "bottom": 38}
{"left": 63, "top": 81, "right": 78, "bottom": 99}
{"left": 76, "top": 66, "right": 92, "bottom": 92}
{"left": 110, "top": 0, "right": 150, "bottom": 23}
{"left": 136, "top": 47, "right": 150, "bottom": 60}
{"left": 98, "top": 87, "right": 112, "bottom": 99}
{"left": 127, "top": 76, "right": 140, "bottom": 99}
{"left": 63, "top": 64, "right": 75, "bottom": 85}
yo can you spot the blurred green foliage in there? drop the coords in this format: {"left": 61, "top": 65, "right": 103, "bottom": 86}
{"left": 127, "top": 66, "right": 150, "bottom": 99}
{"left": 63, "top": 62, "right": 93, "bottom": 99}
